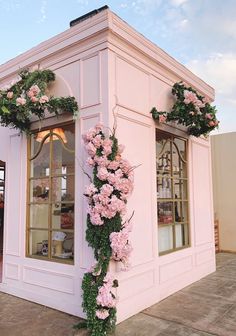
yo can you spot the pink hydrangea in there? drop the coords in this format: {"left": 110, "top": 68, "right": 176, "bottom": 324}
{"left": 92, "top": 134, "right": 103, "bottom": 148}
{"left": 90, "top": 212, "right": 104, "bottom": 226}
{"left": 108, "top": 160, "right": 120, "bottom": 170}
{"left": 100, "top": 184, "right": 113, "bottom": 197}
{"left": 82, "top": 128, "right": 96, "bottom": 143}
{"left": 86, "top": 157, "right": 95, "bottom": 167}
{"left": 102, "top": 138, "right": 113, "bottom": 156}
{"left": 85, "top": 142, "right": 97, "bottom": 157}
{"left": 110, "top": 221, "right": 133, "bottom": 269}
{"left": 97, "top": 167, "right": 109, "bottom": 181}
{"left": 85, "top": 183, "right": 98, "bottom": 197}
{"left": 94, "top": 155, "right": 110, "bottom": 167}
{"left": 96, "top": 284, "right": 116, "bottom": 308}
{"left": 96, "top": 309, "right": 109, "bottom": 320}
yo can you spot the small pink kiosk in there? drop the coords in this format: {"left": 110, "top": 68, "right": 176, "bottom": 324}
{"left": 0, "top": 6, "right": 215, "bottom": 324}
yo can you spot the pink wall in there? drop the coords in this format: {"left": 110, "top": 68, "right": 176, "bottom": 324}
{"left": 0, "top": 7, "right": 216, "bottom": 322}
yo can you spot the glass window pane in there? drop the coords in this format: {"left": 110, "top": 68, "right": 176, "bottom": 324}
{"left": 29, "top": 230, "right": 48, "bottom": 257}
{"left": 158, "top": 202, "right": 173, "bottom": 224}
{"left": 157, "top": 175, "right": 172, "bottom": 199}
{"left": 175, "top": 224, "right": 188, "bottom": 248}
{"left": 52, "top": 125, "right": 75, "bottom": 176}
{"left": 158, "top": 226, "right": 173, "bottom": 253}
{"left": 52, "top": 203, "right": 74, "bottom": 230}
{"left": 52, "top": 231, "right": 74, "bottom": 260}
{"left": 156, "top": 138, "right": 171, "bottom": 174}
{"left": 30, "top": 136, "right": 50, "bottom": 178}
{"left": 30, "top": 204, "right": 49, "bottom": 229}
{"left": 30, "top": 178, "right": 50, "bottom": 203}
{"left": 27, "top": 123, "right": 75, "bottom": 264}
{"left": 174, "top": 179, "right": 187, "bottom": 200}
{"left": 52, "top": 176, "right": 74, "bottom": 203}
{"left": 173, "top": 138, "right": 187, "bottom": 178}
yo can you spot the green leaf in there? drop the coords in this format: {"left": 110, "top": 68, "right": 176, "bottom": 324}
{"left": 1, "top": 106, "right": 10, "bottom": 114}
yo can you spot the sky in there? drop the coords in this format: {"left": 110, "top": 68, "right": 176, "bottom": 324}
{"left": 0, "top": 0, "right": 235, "bottom": 134}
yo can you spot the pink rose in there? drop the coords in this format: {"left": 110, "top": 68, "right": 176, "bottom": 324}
{"left": 159, "top": 115, "right": 167, "bottom": 123}
{"left": 31, "top": 96, "right": 38, "bottom": 103}
{"left": 209, "top": 121, "right": 215, "bottom": 127}
{"left": 16, "top": 97, "right": 26, "bottom": 106}
{"left": 7, "top": 91, "right": 13, "bottom": 99}
{"left": 205, "top": 113, "right": 213, "bottom": 119}
{"left": 183, "top": 90, "right": 197, "bottom": 104}
{"left": 189, "top": 111, "right": 195, "bottom": 116}
{"left": 28, "top": 85, "right": 40, "bottom": 96}
{"left": 39, "top": 95, "right": 49, "bottom": 104}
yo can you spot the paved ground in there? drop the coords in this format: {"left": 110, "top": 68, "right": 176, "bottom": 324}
{"left": 1, "top": 253, "right": 236, "bottom": 336}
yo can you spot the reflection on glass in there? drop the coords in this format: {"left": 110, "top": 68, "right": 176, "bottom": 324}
{"left": 158, "top": 202, "right": 173, "bottom": 224}
{"left": 175, "top": 224, "right": 188, "bottom": 248}
{"left": 30, "top": 178, "right": 50, "bottom": 203}
{"left": 156, "top": 130, "right": 189, "bottom": 254}
{"left": 28, "top": 124, "right": 75, "bottom": 264}
{"left": 52, "top": 203, "right": 74, "bottom": 230}
{"left": 30, "top": 139, "right": 50, "bottom": 178}
{"left": 51, "top": 176, "right": 74, "bottom": 203}
{"left": 174, "top": 179, "right": 187, "bottom": 200}
{"left": 158, "top": 226, "right": 173, "bottom": 252}
{"left": 157, "top": 175, "right": 172, "bottom": 198}
{"left": 52, "top": 231, "right": 74, "bottom": 260}
{"left": 52, "top": 124, "right": 75, "bottom": 176}
{"left": 29, "top": 230, "right": 48, "bottom": 256}
{"left": 30, "top": 204, "right": 49, "bottom": 229}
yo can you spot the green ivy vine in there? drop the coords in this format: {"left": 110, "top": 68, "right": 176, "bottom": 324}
{"left": 151, "top": 82, "right": 219, "bottom": 137}
{"left": 0, "top": 69, "right": 78, "bottom": 133}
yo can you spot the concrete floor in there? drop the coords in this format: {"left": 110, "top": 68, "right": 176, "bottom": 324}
{"left": 1, "top": 253, "right": 236, "bottom": 336}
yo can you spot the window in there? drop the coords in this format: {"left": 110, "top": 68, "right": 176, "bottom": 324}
{"left": 156, "top": 130, "right": 189, "bottom": 255}
{"left": 27, "top": 124, "right": 75, "bottom": 263}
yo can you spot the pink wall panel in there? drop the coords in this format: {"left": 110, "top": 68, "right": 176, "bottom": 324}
{"left": 5, "top": 134, "right": 22, "bottom": 257}
{"left": 116, "top": 114, "right": 155, "bottom": 267}
{"left": 116, "top": 57, "right": 149, "bottom": 113}
{"left": 80, "top": 54, "right": 101, "bottom": 108}
{"left": 191, "top": 139, "right": 214, "bottom": 246}
{"left": 150, "top": 76, "right": 174, "bottom": 112}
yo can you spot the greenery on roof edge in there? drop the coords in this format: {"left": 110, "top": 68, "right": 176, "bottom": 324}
{"left": 151, "top": 82, "right": 219, "bottom": 137}
{"left": 0, "top": 69, "right": 78, "bottom": 134}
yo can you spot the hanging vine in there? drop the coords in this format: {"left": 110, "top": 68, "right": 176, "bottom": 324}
{"left": 151, "top": 82, "right": 219, "bottom": 137}
{"left": 74, "top": 123, "right": 134, "bottom": 335}
{"left": 0, "top": 69, "right": 78, "bottom": 133}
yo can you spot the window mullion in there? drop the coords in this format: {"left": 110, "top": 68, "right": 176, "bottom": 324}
{"left": 48, "top": 131, "right": 53, "bottom": 259}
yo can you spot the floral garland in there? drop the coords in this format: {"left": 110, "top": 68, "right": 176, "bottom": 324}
{"left": 0, "top": 69, "right": 78, "bottom": 133}
{"left": 74, "top": 123, "right": 134, "bottom": 335}
{"left": 151, "top": 82, "right": 219, "bottom": 137}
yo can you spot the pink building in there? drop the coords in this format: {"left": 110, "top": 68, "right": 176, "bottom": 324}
{"left": 0, "top": 7, "right": 215, "bottom": 323}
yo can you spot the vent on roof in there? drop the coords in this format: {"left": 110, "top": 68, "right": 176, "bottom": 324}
{"left": 70, "top": 5, "right": 109, "bottom": 27}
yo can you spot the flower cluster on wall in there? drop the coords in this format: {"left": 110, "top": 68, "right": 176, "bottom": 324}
{"left": 0, "top": 69, "right": 78, "bottom": 133}
{"left": 151, "top": 82, "right": 219, "bottom": 137}
{"left": 74, "top": 123, "right": 134, "bottom": 335}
